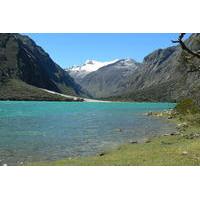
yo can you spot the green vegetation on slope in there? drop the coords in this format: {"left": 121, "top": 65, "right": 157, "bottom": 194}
{"left": 0, "top": 33, "right": 82, "bottom": 100}
{"left": 0, "top": 79, "right": 80, "bottom": 101}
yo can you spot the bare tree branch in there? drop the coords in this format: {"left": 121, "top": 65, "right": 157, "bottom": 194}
{"left": 172, "top": 33, "right": 200, "bottom": 72}
{"left": 172, "top": 33, "right": 200, "bottom": 59}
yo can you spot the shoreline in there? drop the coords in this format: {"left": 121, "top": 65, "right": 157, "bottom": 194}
{"left": 28, "top": 108, "right": 200, "bottom": 166}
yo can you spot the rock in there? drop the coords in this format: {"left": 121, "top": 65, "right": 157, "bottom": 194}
{"left": 115, "top": 128, "right": 123, "bottom": 132}
{"left": 177, "top": 123, "right": 182, "bottom": 128}
{"left": 182, "top": 122, "right": 188, "bottom": 128}
{"left": 177, "top": 122, "right": 188, "bottom": 129}
{"left": 3, "top": 164, "right": 7, "bottom": 166}
{"left": 99, "top": 152, "right": 105, "bottom": 156}
{"left": 130, "top": 140, "right": 138, "bottom": 144}
{"left": 147, "top": 112, "right": 153, "bottom": 116}
{"left": 170, "top": 132, "right": 179, "bottom": 136}
{"left": 182, "top": 151, "right": 188, "bottom": 155}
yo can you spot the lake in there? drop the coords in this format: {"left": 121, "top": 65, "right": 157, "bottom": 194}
{"left": 0, "top": 101, "right": 176, "bottom": 165}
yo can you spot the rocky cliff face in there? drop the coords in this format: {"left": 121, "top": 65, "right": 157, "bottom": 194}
{"left": 0, "top": 33, "right": 82, "bottom": 100}
{"left": 117, "top": 34, "right": 200, "bottom": 103}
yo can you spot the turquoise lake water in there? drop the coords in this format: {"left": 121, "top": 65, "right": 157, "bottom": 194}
{"left": 0, "top": 101, "right": 176, "bottom": 165}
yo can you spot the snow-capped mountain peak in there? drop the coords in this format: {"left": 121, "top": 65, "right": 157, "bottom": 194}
{"left": 66, "top": 58, "right": 139, "bottom": 82}
{"left": 69, "top": 59, "right": 120, "bottom": 73}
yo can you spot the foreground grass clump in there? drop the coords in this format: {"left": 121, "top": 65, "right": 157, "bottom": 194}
{"left": 30, "top": 100, "right": 200, "bottom": 166}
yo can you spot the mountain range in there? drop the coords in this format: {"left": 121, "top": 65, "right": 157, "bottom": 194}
{"left": 0, "top": 33, "right": 199, "bottom": 103}
{"left": 67, "top": 33, "right": 200, "bottom": 103}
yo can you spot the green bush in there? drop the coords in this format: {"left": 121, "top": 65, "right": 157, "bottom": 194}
{"left": 175, "top": 99, "right": 200, "bottom": 115}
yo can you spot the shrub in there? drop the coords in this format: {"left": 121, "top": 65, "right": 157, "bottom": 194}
{"left": 175, "top": 98, "right": 200, "bottom": 115}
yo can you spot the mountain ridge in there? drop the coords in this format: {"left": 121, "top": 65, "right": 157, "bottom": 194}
{"left": 1, "top": 33, "right": 199, "bottom": 103}
{"left": 67, "top": 34, "right": 200, "bottom": 104}
{"left": 0, "top": 33, "right": 82, "bottom": 100}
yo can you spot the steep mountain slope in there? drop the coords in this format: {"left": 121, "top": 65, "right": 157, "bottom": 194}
{"left": 113, "top": 34, "right": 200, "bottom": 103}
{"left": 68, "top": 58, "right": 140, "bottom": 98}
{"left": 0, "top": 33, "right": 82, "bottom": 100}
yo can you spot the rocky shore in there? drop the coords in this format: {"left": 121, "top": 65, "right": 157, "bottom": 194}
{"left": 29, "top": 106, "right": 200, "bottom": 166}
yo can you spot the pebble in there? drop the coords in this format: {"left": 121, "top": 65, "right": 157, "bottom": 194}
{"left": 177, "top": 122, "right": 188, "bottom": 128}
{"left": 182, "top": 151, "right": 188, "bottom": 155}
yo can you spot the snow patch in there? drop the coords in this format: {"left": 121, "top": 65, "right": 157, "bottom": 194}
{"left": 68, "top": 59, "right": 120, "bottom": 73}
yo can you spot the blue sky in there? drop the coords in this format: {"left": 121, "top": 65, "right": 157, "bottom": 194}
{"left": 24, "top": 33, "right": 190, "bottom": 68}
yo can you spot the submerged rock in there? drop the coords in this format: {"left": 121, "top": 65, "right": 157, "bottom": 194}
{"left": 129, "top": 140, "right": 138, "bottom": 144}
{"left": 115, "top": 128, "right": 123, "bottom": 132}
{"left": 146, "top": 112, "right": 153, "bottom": 116}
{"left": 145, "top": 139, "right": 151, "bottom": 143}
